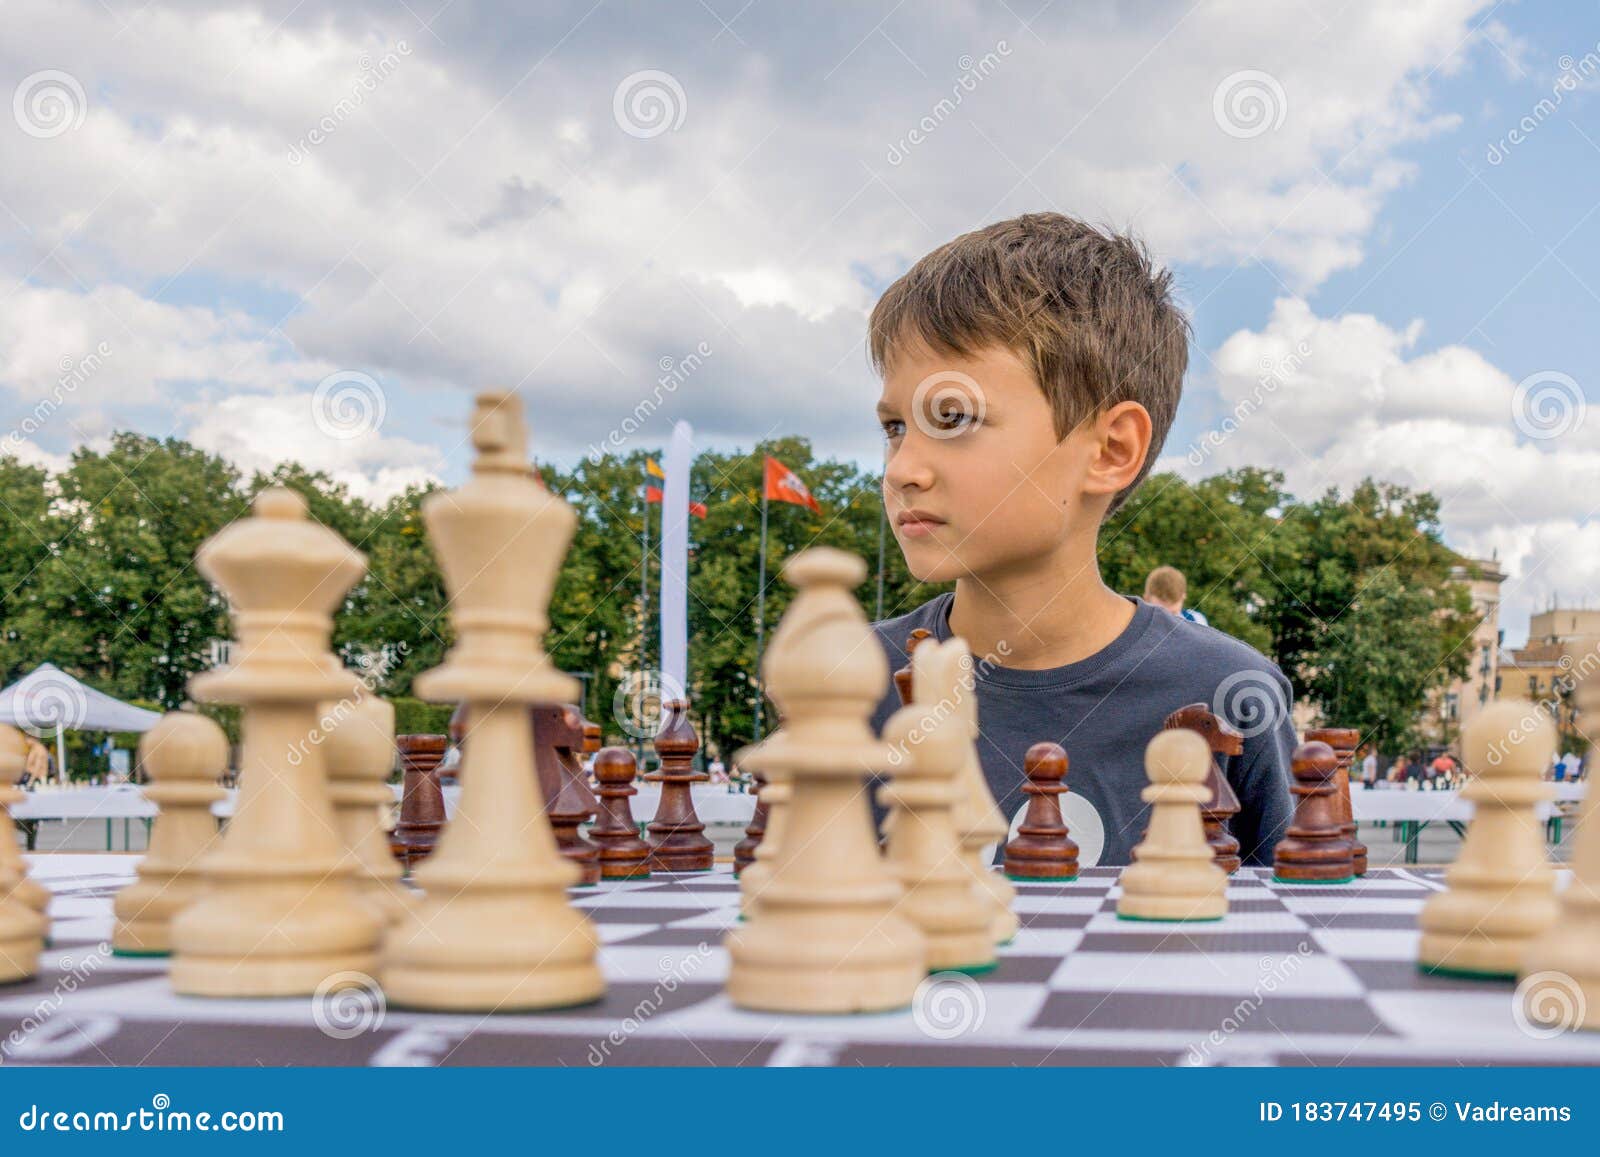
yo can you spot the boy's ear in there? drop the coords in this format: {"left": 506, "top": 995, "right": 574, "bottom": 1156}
{"left": 1082, "top": 401, "right": 1153, "bottom": 501}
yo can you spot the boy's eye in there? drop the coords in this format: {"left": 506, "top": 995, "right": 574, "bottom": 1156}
{"left": 881, "top": 419, "right": 905, "bottom": 442}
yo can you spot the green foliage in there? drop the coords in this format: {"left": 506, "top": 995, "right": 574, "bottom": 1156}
{"left": 391, "top": 697, "right": 454, "bottom": 737}
{"left": 0, "top": 438, "right": 1476, "bottom": 763}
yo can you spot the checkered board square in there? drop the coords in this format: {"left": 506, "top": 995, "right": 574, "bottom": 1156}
{"left": 3, "top": 858, "right": 1597, "bottom": 1067}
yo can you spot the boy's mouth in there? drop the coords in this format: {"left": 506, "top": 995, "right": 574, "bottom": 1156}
{"left": 895, "top": 510, "right": 946, "bottom": 538}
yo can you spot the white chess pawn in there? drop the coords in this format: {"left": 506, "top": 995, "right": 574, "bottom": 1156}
{"left": 113, "top": 712, "right": 228, "bottom": 955}
{"left": 1118, "top": 729, "right": 1228, "bottom": 922}
{"left": 1419, "top": 701, "right": 1558, "bottom": 977}
{"left": 0, "top": 725, "right": 48, "bottom": 915}
{"left": 322, "top": 693, "right": 412, "bottom": 924}
{"left": 0, "top": 723, "right": 43, "bottom": 982}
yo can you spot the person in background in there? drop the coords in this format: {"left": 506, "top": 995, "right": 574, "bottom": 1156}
{"left": 1143, "top": 565, "right": 1208, "bottom": 626}
{"left": 1387, "top": 754, "right": 1413, "bottom": 785}
{"left": 1359, "top": 745, "right": 1378, "bottom": 788}
{"left": 1431, "top": 751, "right": 1456, "bottom": 780}
{"left": 22, "top": 736, "right": 49, "bottom": 786}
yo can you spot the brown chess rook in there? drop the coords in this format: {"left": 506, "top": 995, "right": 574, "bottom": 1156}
{"left": 532, "top": 705, "right": 601, "bottom": 885}
{"left": 391, "top": 733, "right": 448, "bottom": 870}
{"left": 1304, "top": 726, "right": 1366, "bottom": 875}
{"left": 1164, "top": 703, "right": 1244, "bottom": 874}
{"left": 589, "top": 747, "right": 651, "bottom": 879}
{"left": 1003, "top": 742, "right": 1079, "bottom": 881}
{"left": 733, "top": 768, "right": 769, "bottom": 875}
{"left": 645, "top": 699, "right": 714, "bottom": 872}
{"left": 1273, "top": 741, "right": 1356, "bottom": 883}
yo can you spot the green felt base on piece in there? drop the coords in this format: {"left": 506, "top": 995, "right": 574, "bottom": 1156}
{"left": 111, "top": 947, "right": 171, "bottom": 959}
{"left": 1115, "top": 912, "right": 1226, "bottom": 924}
{"left": 940, "top": 959, "right": 999, "bottom": 977}
{"left": 1272, "top": 875, "right": 1355, "bottom": 886}
{"left": 1419, "top": 961, "right": 1517, "bottom": 982}
{"left": 1006, "top": 874, "right": 1079, "bottom": 883}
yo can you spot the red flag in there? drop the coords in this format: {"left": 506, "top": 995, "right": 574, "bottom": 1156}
{"left": 646, "top": 486, "right": 707, "bottom": 519}
{"left": 763, "top": 456, "right": 819, "bottom": 512}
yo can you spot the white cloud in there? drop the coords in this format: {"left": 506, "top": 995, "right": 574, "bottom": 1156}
{"left": 0, "top": 0, "right": 1503, "bottom": 490}
{"left": 1171, "top": 297, "right": 1600, "bottom": 644}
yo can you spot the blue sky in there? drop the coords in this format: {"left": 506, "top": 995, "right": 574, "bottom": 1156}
{"left": 1, "top": 0, "right": 1597, "bottom": 642}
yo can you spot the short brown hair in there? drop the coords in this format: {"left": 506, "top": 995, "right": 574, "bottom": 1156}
{"left": 869, "top": 212, "right": 1189, "bottom": 512}
{"left": 1144, "top": 565, "right": 1187, "bottom": 604}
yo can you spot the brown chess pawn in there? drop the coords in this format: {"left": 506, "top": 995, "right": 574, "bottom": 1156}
{"left": 390, "top": 734, "right": 448, "bottom": 871}
{"left": 1272, "top": 741, "right": 1356, "bottom": 883}
{"left": 582, "top": 718, "right": 602, "bottom": 762}
{"left": 590, "top": 747, "right": 651, "bottom": 879}
{"left": 532, "top": 704, "right": 601, "bottom": 885}
{"left": 644, "top": 699, "right": 714, "bottom": 872}
{"left": 1164, "top": 703, "right": 1244, "bottom": 875}
{"left": 733, "top": 768, "right": 769, "bottom": 875}
{"left": 1003, "top": 742, "right": 1079, "bottom": 881}
{"left": 1304, "top": 726, "right": 1366, "bottom": 876}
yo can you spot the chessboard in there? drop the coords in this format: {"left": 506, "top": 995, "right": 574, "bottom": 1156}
{"left": 5, "top": 855, "right": 1599, "bottom": 1068}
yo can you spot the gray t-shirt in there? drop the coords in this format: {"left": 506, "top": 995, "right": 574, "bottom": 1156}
{"left": 869, "top": 593, "right": 1296, "bottom": 867}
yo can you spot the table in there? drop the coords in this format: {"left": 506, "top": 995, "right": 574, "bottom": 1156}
{"left": 10, "top": 784, "right": 759, "bottom": 850}
{"left": 1351, "top": 783, "right": 1587, "bottom": 864}
{"left": 4, "top": 855, "right": 1598, "bottom": 1067}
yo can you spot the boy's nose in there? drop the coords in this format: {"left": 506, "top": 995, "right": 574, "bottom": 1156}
{"left": 883, "top": 438, "right": 935, "bottom": 495}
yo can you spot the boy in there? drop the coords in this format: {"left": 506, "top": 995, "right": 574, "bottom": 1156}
{"left": 867, "top": 213, "right": 1294, "bottom": 866}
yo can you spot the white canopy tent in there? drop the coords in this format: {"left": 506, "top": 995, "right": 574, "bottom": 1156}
{"left": 0, "top": 663, "right": 162, "bottom": 782}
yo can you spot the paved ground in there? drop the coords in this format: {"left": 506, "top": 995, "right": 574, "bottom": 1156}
{"left": 16, "top": 816, "right": 1579, "bottom": 866}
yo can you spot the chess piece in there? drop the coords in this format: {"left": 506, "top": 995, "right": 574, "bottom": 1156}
{"left": 736, "top": 742, "right": 791, "bottom": 919}
{"left": 725, "top": 548, "right": 925, "bottom": 1012}
{"left": 0, "top": 723, "right": 44, "bottom": 983}
{"left": 112, "top": 712, "right": 228, "bottom": 955}
{"left": 1003, "top": 742, "right": 1079, "bottom": 881}
{"left": 645, "top": 699, "right": 714, "bottom": 871}
{"left": 442, "top": 703, "right": 467, "bottom": 785}
{"left": 732, "top": 766, "right": 768, "bottom": 875}
{"left": 582, "top": 717, "right": 602, "bottom": 762}
{"left": 384, "top": 391, "right": 604, "bottom": 1011}
{"left": 1119, "top": 729, "right": 1228, "bottom": 921}
{"left": 390, "top": 734, "right": 448, "bottom": 869}
{"left": 1305, "top": 726, "right": 1366, "bottom": 875}
{"left": 0, "top": 724, "right": 48, "bottom": 914}
{"left": 1419, "top": 701, "right": 1559, "bottom": 978}
{"left": 882, "top": 637, "right": 996, "bottom": 973}
{"left": 169, "top": 488, "right": 383, "bottom": 997}
{"left": 532, "top": 704, "right": 601, "bottom": 885}
{"left": 1272, "top": 742, "right": 1356, "bottom": 884}
{"left": 948, "top": 641, "right": 1019, "bottom": 945}
{"left": 1520, "top": 723, "right": 1600, "bottom": 1029}
{"left": 590, "top": 747, "right": 651, "bottom": 879}
{"left": 1165, "top": 704, "right": 1243, "bottom": 875}
{"left": 325, "top": 693, "right": 412, "bottom": 923}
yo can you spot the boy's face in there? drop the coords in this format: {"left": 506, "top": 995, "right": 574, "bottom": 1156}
{"left": 877, "top": 340, "right": 1110, "bottom": 585}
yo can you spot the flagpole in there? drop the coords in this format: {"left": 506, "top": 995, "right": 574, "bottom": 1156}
{"left": 638, "top": 483, "right": 651, "bottom": 765}
{"left": 753, "top": 482, "right": 769, "bottom": 743}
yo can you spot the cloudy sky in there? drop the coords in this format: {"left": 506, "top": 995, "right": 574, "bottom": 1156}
{"left": 1, "top": 0, "right": 1596, "bottom": 643}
